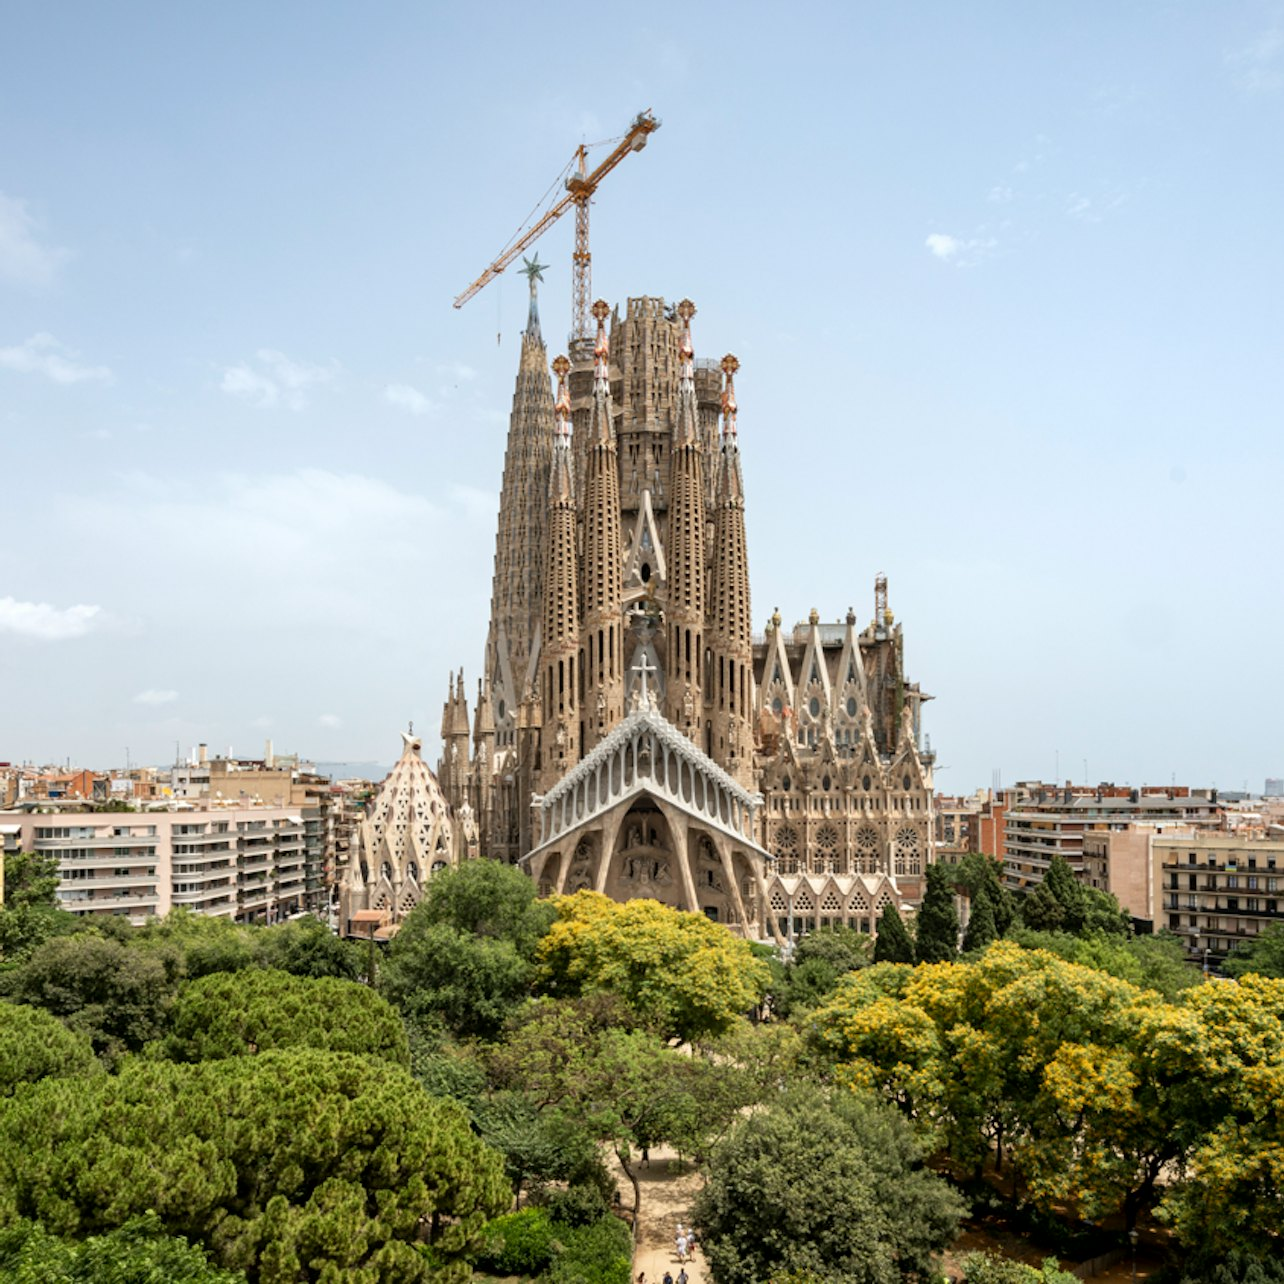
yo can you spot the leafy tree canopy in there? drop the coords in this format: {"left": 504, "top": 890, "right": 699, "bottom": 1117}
{"left": 0, "top": 851, "right": 80, "bottom": 963}
{"left": 962, "top": 1252, "right": 1079, "bottom": 1283}
{"left": 0, "top": 1214, "right": 244, "bottom": 1283}
{"left": 792, "top": 924, "right": 871, "bottom": 975}
{"left": 157, "top": 968, "right": 409, "bottom": 1065}
{"left": 1223, "top": 923, "right": 1284, "bottom": 981}
{"left": 380, "top": 917, "right": 534, "bottom": 1040}
{"left": 0, "top": 1048, "right": 509, "bottom": 1283}
{"left": 692, "top": 1087, "right": 965, "bottom": 1284}
{"left": 0, "top": 933, "right": 180, "bottom": 1064}
{"left": 415, "top": 858, "right": 555, "bottom": 958}
{"left": 0, "top": 1000, "right": 98, "bottom": 1096}
{"left": 535, "top": 891, "right": 769, "bottom": 1043}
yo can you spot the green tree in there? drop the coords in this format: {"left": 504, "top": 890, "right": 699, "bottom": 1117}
{"left": 872, "top": 903, "right": 915, "bottom": 964}
{"left": 962, "top": 1252, "right": 1079, "bottom": 1283}
{"left": 2, "top": 933, "right": 180, "bottom": 1063}
{"left": 962, "top": 892, "right": 998, "bottom": 953}
{"left": 1019, "top": 881, "right": 1067, "bottom": 932}
{"left": 958, "top": 853, "right": 1016, "bottom": 936}
{"left": 0, "top": 1048, "right": 509, "bottom": 1283}
{"left": 536, "top": 891, "right": 769, "bottom": 1043}
{"left": 916, "top": 863, "right": 960, "bottom": 964}
{"left": 381, "top": 918, "right": 534, "bottom": 1039}
{"left": 1223, "top": 923, "right": 1284, "bottom": 980}
{"left": 0, "top": 850, "right": 79, "bottom": 962}
{"left": 158, "top": 968, "right": 409, "bottom": 1065}
{"left": 692, "top": 1087, "right": 965, "bottom": 1284}
{"left": 792, "top": 924, "right": 870, "bottom": 974}
{"left": 0, "top": 1000, "right": 97, "bottom": 1096}
{"left": 415, "top": 858, "right": 555, "bottom": 955}
{"left": 379, "top": 860, "right": 555, "bottom": 1040}
{"left": 1159, "top": 974, "right": 1284, "bottom": 1256}
{"left": 254, "top": 917, "right": 363, "bottom": 980}
{"left": 488, "top": 998, "right": 741, "bottom": 1214}
{"left": 0, "top": 1214, "right": 245, "bottom": 1282}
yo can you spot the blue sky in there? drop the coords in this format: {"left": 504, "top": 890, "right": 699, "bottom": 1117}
{"left": 1, "top": 1, "right": 1281, "bottom": 792}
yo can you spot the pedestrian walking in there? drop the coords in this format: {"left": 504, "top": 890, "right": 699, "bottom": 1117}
{"left": 663, "top": 1272, "right": 674, "bottom": 1284}
{"left": 677, "top": 1233, "right": 689, "bottom": 1263}
{"left": 677, "top": 1270, "right": 689, "bottom": 1284}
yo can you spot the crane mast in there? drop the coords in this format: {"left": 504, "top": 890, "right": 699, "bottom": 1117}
{"left": 453, "top": 110, "right": 661, "bottom": 341}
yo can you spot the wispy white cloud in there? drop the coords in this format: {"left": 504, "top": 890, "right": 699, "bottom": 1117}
{"left": 987, "top": 185, "right": 1014, "bottom": 205}
{"left": 0, "top": 596, "right": 102, "bottom": 641}
{"left": 317, "top": 713, "right": 343, "bottom": 729}
{"left": 0, "top": 333, "right": 112, "bottom": 384}
{"left": 135, "top": 688, "right": 178, "bottom": 705}
{"left": 925, "top": 233, "right": 961, "bottom": 260}
{"left": 220, "top": 348, "right": 336, "bottom": 410}
{"left": 1227, "top": 25, "right": 1284, "bottom": 94}
{"left": 0, "top": 192, "right": 69, "bottom": 287}
{"left": 385, "top": 382, "right": 435, "bottom": 416}
{"left": 435, "top": 361, "right": 477, "bottom": 384}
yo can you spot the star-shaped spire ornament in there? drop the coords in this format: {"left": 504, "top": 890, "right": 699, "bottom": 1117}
{"left": 519, "top": 254, "right": 547, "bottom": 288}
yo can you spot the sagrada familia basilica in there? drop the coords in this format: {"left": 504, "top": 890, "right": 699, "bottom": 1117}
{"left": 342, "top": 267, "right": 936, "bottom": 942}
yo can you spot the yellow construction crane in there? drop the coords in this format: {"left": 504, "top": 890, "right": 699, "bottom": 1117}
{"left": 453, "top": 110, "right": 661, "bottom": 341}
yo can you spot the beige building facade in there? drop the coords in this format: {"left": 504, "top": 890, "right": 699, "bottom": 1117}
{"left": 1, "top": 806, "right": 314, "bottom": 925}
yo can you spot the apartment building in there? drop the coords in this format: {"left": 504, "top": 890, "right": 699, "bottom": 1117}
{"left": 2, "top": 806, "right": 317, "bottom": 926}
{"left": 1003, "top": 789, "right": 1222, "bottom": 895}
{"left": 1159, "top": 832, "right": 1284, "bottom": 966}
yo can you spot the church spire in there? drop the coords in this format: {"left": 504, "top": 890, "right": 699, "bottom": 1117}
{"left": 581, "top": 300, "right": 625, "bottom": 750}
{"left": 484, "top": 255, "right": 555, "bottom": 756}
{"left": 540, "top": 353, "right": 581, "bottom": 789}
{"left": 710, "top": 354, "right": 754, "bottom": 784}
{"left": 520, "top": 254, "right": 545, "bottom": 345}
{"left": 665, "top": 299, "right": 708, "bottom": 738}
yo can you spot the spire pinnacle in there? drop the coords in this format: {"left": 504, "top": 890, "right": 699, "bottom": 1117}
{"left": 549, "top": 354, "right": 575, "bottom": 503}
{"left": 552, "top": 354, "right": 572, "bottom": 440}
{"left": 677, "top": 299, "right": 696, "bottom": 386}
{"left": 591, "top": 299, "right": 611, "bottom": 390}
{"left": 720, "top": 353, "right": 739, "bottom": 440}
{"left": 674, "top": 299, "right": 698, "bottom": 445}
{"left": 520, "top": 255, "right": 546, "bottom": 341}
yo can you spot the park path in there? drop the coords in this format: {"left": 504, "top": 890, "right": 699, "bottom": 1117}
{"left": 625, "top": 1145, "right": 707, "bottom": 1284}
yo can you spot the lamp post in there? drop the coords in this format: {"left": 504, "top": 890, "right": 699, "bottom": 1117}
{"left": 1129, "top": 1227, "right": 1138, "bottom": 1283}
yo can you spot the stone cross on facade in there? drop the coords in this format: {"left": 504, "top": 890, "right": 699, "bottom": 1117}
{"left": 631, "top": 653, "right": 658, "bottom": 709}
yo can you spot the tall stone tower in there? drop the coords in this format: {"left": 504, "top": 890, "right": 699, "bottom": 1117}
{"left": 485, "top": 259, "right": 555, "bottom": 756}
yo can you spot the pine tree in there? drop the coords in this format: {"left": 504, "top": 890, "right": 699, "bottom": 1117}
{"left": 915, "top": 864, "right": 960, "bottom": 964}
{"left": 1043, "top": 853, "right": 1086, "bottom": 932}
{"left": 961, "top": 891, "right": 998, "bottom": 953}
{"left": 873, "top": 904, "right": 915, "bottom": 964}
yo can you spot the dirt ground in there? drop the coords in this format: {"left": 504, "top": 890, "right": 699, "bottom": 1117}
{"left": 625, "top": 1146, "right": 708, "bottom": 1284}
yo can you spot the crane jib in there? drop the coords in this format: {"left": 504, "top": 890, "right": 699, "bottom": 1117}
{"left": 453, "top": 111, "right": 661, "bottom": 336}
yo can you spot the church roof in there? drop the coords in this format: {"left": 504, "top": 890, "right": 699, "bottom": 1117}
{"left": 538, "top": 694, "right": 761, "bottom": 815}
{"left": 525, "top": 693, "right": 771, "bottom": 867}
{"left": 352, "top": 731, "right": 452, "bottom": 877}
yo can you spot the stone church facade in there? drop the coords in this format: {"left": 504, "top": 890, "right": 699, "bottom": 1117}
{"left": 437, "top": 279, "right": 935, "bottom": 941}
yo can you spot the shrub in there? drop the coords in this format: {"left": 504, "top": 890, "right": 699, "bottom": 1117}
{"left": 546, "top": 1215, "right": 632, "bottom": 1284}
{"left": 536, "top": 1182, "right": 610, "bottom": 1229}
{"left": 476, "top": 1207, "right": 557, "bottom": 1277}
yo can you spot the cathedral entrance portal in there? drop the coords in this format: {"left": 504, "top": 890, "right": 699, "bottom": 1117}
{"left": 606, "top": 801, "right": 680, "bottom": 908}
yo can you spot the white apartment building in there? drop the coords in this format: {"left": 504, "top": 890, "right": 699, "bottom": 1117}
{"left": 1, "top": 807, "right": 312, "bottom": 926}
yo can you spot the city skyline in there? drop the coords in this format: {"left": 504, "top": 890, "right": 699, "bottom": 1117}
{"left": 2, "top": 2, "right": 1281, "bottom": 791}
